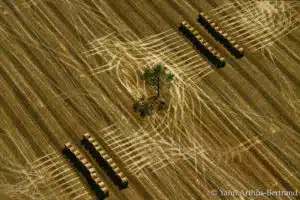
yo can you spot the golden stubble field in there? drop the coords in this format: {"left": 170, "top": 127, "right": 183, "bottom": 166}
{"left": 1, "top": 0, "right": 300, "bottom": 199}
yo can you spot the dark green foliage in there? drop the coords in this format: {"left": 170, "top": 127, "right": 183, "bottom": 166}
{"left": 167, "top": 72, "right": 174, "bottom": 81}
{"left": 133, "top": 64, "right": 174, "bottom": 117}
{"left": 154, "top": 64, "right": 163, "bottom": 74}
{"left": 140, "top": 64, "right": 174, "bottom": 90}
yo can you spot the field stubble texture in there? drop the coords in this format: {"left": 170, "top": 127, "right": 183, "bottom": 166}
{"left": 1, "top": 0, "right": 300, "bottom": 199}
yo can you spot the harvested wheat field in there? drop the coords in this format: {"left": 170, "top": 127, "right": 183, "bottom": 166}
{"left": 1, "top": 0, "right": 300, "bottom": 199}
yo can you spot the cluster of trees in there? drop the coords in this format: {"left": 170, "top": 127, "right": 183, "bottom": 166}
{"left": 133, "top": 64, "right": 174, "bottom": 117}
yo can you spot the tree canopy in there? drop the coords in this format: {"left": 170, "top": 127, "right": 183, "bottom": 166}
{"left": 134, "top": 64, "right": 174, "bottom": 117}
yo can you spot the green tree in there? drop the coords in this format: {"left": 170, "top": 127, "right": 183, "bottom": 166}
{"left": 133, "top": 64, "right": 174, "bottom": 117}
